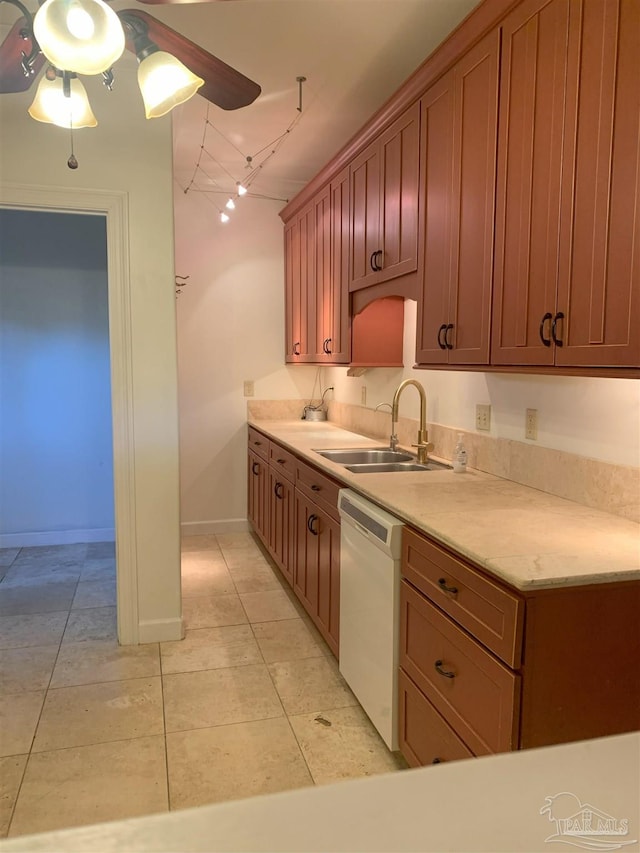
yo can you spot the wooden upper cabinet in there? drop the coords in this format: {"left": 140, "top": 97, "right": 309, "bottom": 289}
{"left": 349, "top": 102, "right": 421, "bottom": 292}
{"left": 556, "top": 0, "right": 639, "bottom": 368}
{"left": 416, "top": 29, "right": 500, "bottom": 366}
{"left": 284, "top": 205, "right": 317, "bottom": 363}
{"left": 492, "top": 0, "right": 639, "bottom": 369}
{"left": 325, "top": 168, "right": 350, "bottom": 363}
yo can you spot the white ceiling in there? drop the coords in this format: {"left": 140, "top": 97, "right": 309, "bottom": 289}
{"left": 134, "top": 0, "right": 482, "bottom": 207}
{"left": 1, "top": 0, "right": 481, "bottom": 209}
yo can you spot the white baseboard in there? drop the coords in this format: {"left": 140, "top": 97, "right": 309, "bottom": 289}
{"left": 0, "top": 528, "right": 116, "bottom": 548}
{"left": 181, "top": 519, "right": 250, "bottom": 536}
{"left": 137, "top": 616, "right": 184, "bottom": 644}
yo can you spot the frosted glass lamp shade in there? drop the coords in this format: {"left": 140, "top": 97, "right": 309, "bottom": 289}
{"left": 28, "top": 73, "right": 97, "bottom": 128}
{"left": 33, "top": 0, "right": 125, "bottom": 75}
{"left": 137, "top": 51, "right": 204, "bottom": 119}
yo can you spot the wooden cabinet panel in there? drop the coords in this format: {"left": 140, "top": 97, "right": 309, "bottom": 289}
{"left": 247, "top": 448, "right": 269, "bottom": 545}
{"left": 556, "top": 0, "right": 639, "bottom": 367}
{"left": 416, "top": 70, "right": 454, "bottom": 365}
{"left": 349, "top": 102, "right": 420, "bottom": 292}
{"left": 448, "top": 29, "right": 499, "bottom": 364}
{"left": 268, "top": 469, "right": 294, "bottom": 587}
{"left": 296, "top": 459, "right": 341, "bottom": 522}
{"left": 417, "top": 30, "right": 499, "bottom": 366}
{"left": 248, "top": 426, "right": 269, "bottom": 461}
{"left": 326, "top": 167, "right": 351, "bottom": 363}
{"left": 399, "top": 669, "right": 474, "bottom": 768}
{"left": 268, "top": 442, "right": 296, "bottom": 483}
{"left": 350, "top": 142, "right": 381, "bottom": 291}
{"left": 294, "top": 490, "right": 340, "bottom": 656}
{"left": 400, "top": 580, "right": 520, "bottom": 756}
{"left": 403, "top": 528, "right": 523, "bottom": 668}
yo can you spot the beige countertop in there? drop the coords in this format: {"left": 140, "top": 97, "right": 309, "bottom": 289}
{"left": 2, "top": 732, "right": 638, "bottom": 852}
{"left": 249, "top": 418, "right": 640, "bottom": 591}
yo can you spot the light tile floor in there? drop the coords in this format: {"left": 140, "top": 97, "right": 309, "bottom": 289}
{"left": 0, "top": 534, "right": 405, "bottom": 838}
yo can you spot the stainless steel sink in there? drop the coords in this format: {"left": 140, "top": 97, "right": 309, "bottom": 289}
{"left": 314, "top": 448, "right": 414, "bottom": 464}
{"left": 345, "top": 460, "right": 453, "bottom": 473}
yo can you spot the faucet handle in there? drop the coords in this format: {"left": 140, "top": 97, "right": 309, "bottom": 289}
{"left": 412, "top": 441, "right": 434, "bottom": 464}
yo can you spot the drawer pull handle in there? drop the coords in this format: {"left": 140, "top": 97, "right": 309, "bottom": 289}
{"left": 437, "top": 578, "right": 458, "bottom": 595}
{"left": 274, "top": 482, "right": 284, "bottom": 499}
{"left": 311, "top": 484, "right": 321, "bottom": 492}
{"left": 251, "top": 462, "right": 260, "bottom": 475}
{"left": 435, "top": 660, "right": 455, "bottom": 679}
{"left": 432, "top": 758, "right": 442, "bottom": 765}
{"left": 277, "top": 458, "right": 286, "bottom": 464}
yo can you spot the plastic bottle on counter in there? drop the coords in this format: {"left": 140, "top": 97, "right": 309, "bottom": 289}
{"left": 452, "top": 433, "right": 467, "bottom": 473}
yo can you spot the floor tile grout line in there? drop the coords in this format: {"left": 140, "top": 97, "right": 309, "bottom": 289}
{"left": 158, "top": 640, "right": 172, "bottom": 813}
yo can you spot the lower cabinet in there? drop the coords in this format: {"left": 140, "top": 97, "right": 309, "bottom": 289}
{"left": 247, "top": 428, "right": 341, "bottom": 657}
{"left": 399, "top": 526, "right": 640, "bottom": 766}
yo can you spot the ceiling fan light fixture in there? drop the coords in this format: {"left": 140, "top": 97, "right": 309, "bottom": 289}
{"left": 137, "top": 50, "right": 204, "bottom": 119}
{"left": 33, "top": 0, "right": 125, "bottom": 76}
{"left": 28, "top": 70, "right": 97, "bottom": 128}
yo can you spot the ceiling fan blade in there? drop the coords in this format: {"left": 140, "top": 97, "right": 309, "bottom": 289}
{"left": 133, "top": 0, "right": 236, "bottom": 4}
{"left": 120, "top": 10, "right": 260, "bottom": 111}
{"left": 0, "top": 17, "right": 45, "bottom": 94}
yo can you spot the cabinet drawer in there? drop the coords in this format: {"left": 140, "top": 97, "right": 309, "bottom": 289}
{"left": 403, "top": 528, "right": 523, "bottom": 668}
{"left": 400, "top": 580, "right": 520, "bottom": 756}
{"left": 268, "top": 442, "right": 297, "bottom": 483}
{"left": 399, "top": 669, "right": 474, "bottom": 767}
{"left": 296, "top": 459, "right": 341, "bottom": 521}
{"left": 247, "top": 427, "right": 269, "bottom": 461}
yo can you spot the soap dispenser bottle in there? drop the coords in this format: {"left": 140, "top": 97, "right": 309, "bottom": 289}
{"left": 453, "top": 433, "right": 467, "bottom": 473}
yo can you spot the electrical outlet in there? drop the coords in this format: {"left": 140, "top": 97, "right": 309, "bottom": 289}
{"left": 525, "top": 408, "right": 538, "bottom": 440}
{"left": 476, "top": 404, "right": 491, "bottom": 431}
{"left": 243, "top": 380, "right": 254, "bottom": 397}
{"left": 361, "top": 386, "right": 367, "bottom": 406}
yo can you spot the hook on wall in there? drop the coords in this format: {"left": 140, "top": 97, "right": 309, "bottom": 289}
{"left": 175, "top": 274, "right": 190, "bottom": 296}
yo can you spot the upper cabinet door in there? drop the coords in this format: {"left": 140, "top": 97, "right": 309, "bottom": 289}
{"left": 491, "top": 0, "right": 571, "bottom": 366}
{"left": 416, "top": 70, "right": 455, "bottom": 365}
{"left": 448, "top": 28, "right": 499, "bottom": 365}
{"left": 284, "top": 218, "right": 302, "bottom": 362}
{"left": 416, "top": 29, "right": 499, "bottom": 366}
{"left": 379, "top": 101, "right": 421, "bottom": 283}
{"left": 327, "top": 167, "right": 351, "bottom": 363}
{"left": 349, "top": 102, "right": 420, "bottom": 292}
{"left": 556, "top": 0, "right": 639, "bottom": 368}
{"left": 349, "top": 141, "right": 381, "bottom": 291}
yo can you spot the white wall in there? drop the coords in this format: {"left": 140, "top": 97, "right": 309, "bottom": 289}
{"left": 174, "top": 191, "right": 319, "bottom": 532}
{"left": 0, "top": 58, "right": 182, "bottom": 642}
{"left": 0, "top": 209, "right": 114, "bottom": 544}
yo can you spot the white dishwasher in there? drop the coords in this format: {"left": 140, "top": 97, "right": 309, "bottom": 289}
{"left": 338, "top": 488, "right": 404, "bottom": 751}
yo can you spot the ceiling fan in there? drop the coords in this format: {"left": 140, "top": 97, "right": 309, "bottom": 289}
{"left": 0, "top": 0, "right": 261, "bottom": 115}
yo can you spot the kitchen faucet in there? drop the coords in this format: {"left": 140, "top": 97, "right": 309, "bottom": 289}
{"left": 390, "top": 379, "right": 434, "bottom": 464}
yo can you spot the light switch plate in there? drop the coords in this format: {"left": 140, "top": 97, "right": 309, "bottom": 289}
{"left": 476, "top": 404, "right": 491, "bottom": 431}
{"left": 525, "top": 408, "right": 538, "bottom": 440}
{"left": 243, "top": 380, "right": 254, "bottom": 397}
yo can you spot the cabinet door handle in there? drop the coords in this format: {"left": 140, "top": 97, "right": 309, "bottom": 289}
{"left": 311, "top": 484, "right": 321, "bottom": 492}
{"left": 307, "top": 514, "right": 319, "bottom": 535}
{"left": 274, "top": 482, "right": 284, "bottom": 499}
{"left": 251, "top": 462, "right": 260, "bottom": 475}
{"left": 551, "top": 312, "right": 565, "bottom": 347}
{"left": 434, "top": 660, "right": 455, "bottom": 679}
{"left": 293, "top": 341, "right": 301, "bottom": 356}
{"left": 539, "top": 313, "right": 553, "bottom": 347}
{"left": 437, "top": 324, "right": 447, "bottom": 350}
{"left": 444, "top": 324, "right": 454, "bottom": 350}
{"left": 369, "top": 251, "right": 378, "bottom": 272}
{"left": 323, "top": 338, "right": 332, "bottom": 355}
{"left": 437, "top": 578, "right": 458, "bottom": 595}
{"left": 375, "top": 249, "right": 383, "bottom": 271}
